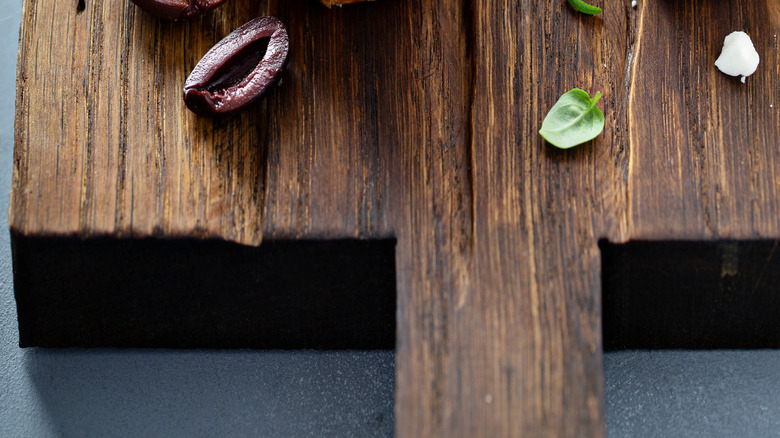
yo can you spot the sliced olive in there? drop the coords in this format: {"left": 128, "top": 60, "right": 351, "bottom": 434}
{"left": 183, "top": 17, "right": 289, "bottom": 116}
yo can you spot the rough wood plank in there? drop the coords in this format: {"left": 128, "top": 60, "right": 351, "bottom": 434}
{"left": 450, "top": 1, "right": 636, "bottom": 435}
{"left": 628, "top": 0, "right": 780, "bottom": 239}
{"left": 13, "top": 0, "right": 268, "bottom": 243}
{"left": 381, "top": 1, "right": 474, "bottom": 435}
{"left": 260, "top": 1, "right": 394, "bottom": 239}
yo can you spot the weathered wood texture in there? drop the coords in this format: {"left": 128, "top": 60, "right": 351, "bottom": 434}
{"left": 11, "top": 0, "right": 780, "bottom": 436}
{"left": 628, "top": 0, "right": 780, "bottom": 239}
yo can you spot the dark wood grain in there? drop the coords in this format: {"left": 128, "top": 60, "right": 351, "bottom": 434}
{"left": 457, "top": 1, "right": 635, "bottom": 434}
{"left": 628, "top": 0, "right": 780, "bottom": 239}
{"left": 13, "top": 0, "right": 269, "bottom": 242}
{"left": 11, "top": 0, "right": 780, "bottom": 436}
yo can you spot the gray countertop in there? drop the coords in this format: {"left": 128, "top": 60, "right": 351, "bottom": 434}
{"left": 1, "top": 1, "right": 778, "bottom": 436}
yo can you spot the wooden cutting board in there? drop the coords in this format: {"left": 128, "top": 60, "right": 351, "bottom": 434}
{"left": 12, "top": 0, "right": 780, "bottom": 435}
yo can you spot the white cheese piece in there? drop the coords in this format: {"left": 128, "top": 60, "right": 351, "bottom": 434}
{"left": 715, "top": 31, "right": 760, "bottom": 83}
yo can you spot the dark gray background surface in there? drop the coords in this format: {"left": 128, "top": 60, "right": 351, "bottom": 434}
{"left": 0, "top": 1, "right": 778, "bottom": 437}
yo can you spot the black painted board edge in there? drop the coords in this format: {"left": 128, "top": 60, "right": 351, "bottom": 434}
{"left": 601, "top": 239, "right": 780, "bottom": 350}
{"left": 11, "top": 234, "right": 397, "bottom": 349}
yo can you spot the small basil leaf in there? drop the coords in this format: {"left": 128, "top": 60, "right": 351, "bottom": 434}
{"left": 566, "top": 0, "right": 602, "bottom": 15}
{"left": 539, "top": 88, "right": 605, "bottom": 149}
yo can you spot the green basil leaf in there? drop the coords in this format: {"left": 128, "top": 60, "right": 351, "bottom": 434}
{"left": 539, "top": 88, "right": 605, "bottom": 149}
{"left": 566, "top": 0, "right": 602, "bottom": 15}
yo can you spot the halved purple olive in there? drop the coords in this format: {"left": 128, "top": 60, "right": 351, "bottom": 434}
{"left": 183, "top": 17, "right": 289, "bottom": 116}
{"left": 129, "top": 0, "right": 227, "bottom": 20}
